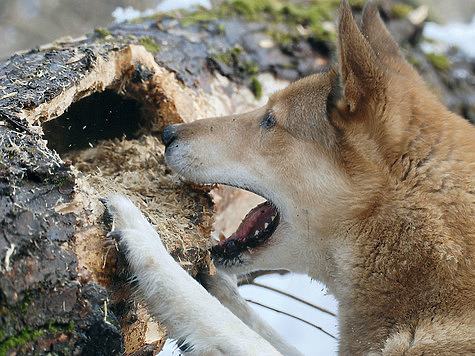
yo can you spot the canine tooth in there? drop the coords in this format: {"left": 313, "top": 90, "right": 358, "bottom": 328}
{"left": 264, "top": 223, "right": 269, "bottom": 229}
{"left": 254, "top": 230, "right": 259, "bottom": 236}
{"left": 271, "top": 215, "right": 276, "bottom": 220}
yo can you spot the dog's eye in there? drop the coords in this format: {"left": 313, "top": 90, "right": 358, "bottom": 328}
{"left": 261, "top": 114, "right": 276, "bottom": 129}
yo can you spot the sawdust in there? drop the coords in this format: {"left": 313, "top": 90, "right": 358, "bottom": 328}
{"left": 65, "top": 134, "right": 216, "bottom": 354}
{"left": 67, "top": 134, "right": 215, "bottom": 275}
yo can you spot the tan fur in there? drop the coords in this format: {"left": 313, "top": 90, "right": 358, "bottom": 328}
{"left": 163, "top": 1, "right": 475, "bottom": 354}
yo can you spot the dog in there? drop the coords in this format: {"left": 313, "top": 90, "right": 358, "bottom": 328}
{"left": 106, "top": 1, "right": 475, "bottom": 354}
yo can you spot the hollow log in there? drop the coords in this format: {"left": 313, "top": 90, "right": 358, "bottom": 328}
{"left": 0, "top": 2, "right": 473, "bottom": 355}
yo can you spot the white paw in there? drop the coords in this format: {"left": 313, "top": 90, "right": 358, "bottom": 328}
{"left": 105, "top": 195, "right": 168, "bottom": 271}
{"left": 106, "top": 195, "right": 150, "bottom": 232}
{"left": 103, "top": 199, "right": 282, "bottom": 355}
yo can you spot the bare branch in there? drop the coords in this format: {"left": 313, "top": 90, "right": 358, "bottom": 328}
{"left": 246, "top": 299, "right": 338, "bottom": 340}
{"left": 250, "top": 281, "right": 336, "bottom": 317}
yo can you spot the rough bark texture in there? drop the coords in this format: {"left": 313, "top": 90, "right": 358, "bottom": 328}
{"left": 0, "top": 1, "right": 473, "bottom": 355}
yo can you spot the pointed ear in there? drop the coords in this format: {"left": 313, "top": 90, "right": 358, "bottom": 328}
{"left": 338, "top": 0, "right": 386, "bottom": 113}
{"left": 361, "top": 1, "right": 408, "bottom": 70}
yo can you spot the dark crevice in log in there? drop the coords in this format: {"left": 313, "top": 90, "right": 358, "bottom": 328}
{"left": 43, "top": 90, "right": 145, "bottom": 154}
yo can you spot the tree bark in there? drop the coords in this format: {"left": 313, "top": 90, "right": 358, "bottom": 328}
{"left": 0, "top": 2, "right": 473, "bottom": 355}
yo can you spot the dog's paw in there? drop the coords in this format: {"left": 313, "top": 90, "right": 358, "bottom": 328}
{"left": 104, "top": 195, "right": 168, "bottom": 271}
{"left": 105, "top": 195, "right": 146, "bottom": 231}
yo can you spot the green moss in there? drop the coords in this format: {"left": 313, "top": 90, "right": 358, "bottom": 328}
{"left": 127, "top": 13, "right": 161, "bottom": 24}
{"left": 425, "top": 52, "right": 450, "bottom": 70}
{"left": 0, "top": 328, "right": 44, "bottom": 356}
{"left": 0, "top": 320, "right": 76, "bottom": 355}
{"left": 139, "top": 36, "right": 161, "bottom": 53}
{"left": 407, "top": 55, "right": 420, "bottom": 68}
{"left": 213, "top": 45, "right": 260, "bottom": 78}
{"left": 0, "top": 291, "right": 34, "bottom": 317}
{"left": 391, "top": 3, "right": 414, "bottom": 19}
{"left": 48, "top": 320, "right": 75, "bottom": 335}
{"left": 217, "top": 23, "right": 226, "bottom": 35}
{"left": 269, "top": 30, "right": 294, "bottom": 46}
{"left": 202, "top": 0, "right": 347, "bottom": 76}
{"left": 180, "top": 9, "right": 220, "bottom": 26}
{"left": 250, "top": 76, "right": 263, "bottom": 99}
{"left": 19, "top": 300, "right": 29, "bottom": 314}
{"left": 54, "top": 176, "right": 73, "bottom": 189}
{"left": 94, "top": 27, "right": 111, "bottom": 37}
{"left": 47, "top": 322, "right": 59, "bottom": 333}
{"left": 218, "top": 0, "right": 274, "bottom": 21}
{"left": 244, "top": 61, "right": 259, "bottom": 75}
{"left": 214, "top": 45, "right": 242, "bottom": 66}
{"left": 0, "top": 289, "right": 76, "bottom": 354}
{"left": 180, "top": 0, "right": 340, "bottom": 42}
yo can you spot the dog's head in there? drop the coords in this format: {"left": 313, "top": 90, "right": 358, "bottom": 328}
{"left": 163, "top": 1, "right": 436, "bottom": 276}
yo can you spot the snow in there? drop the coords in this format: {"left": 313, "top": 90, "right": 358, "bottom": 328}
{"left": 156, "top": 0, "right": 211, "bottom": 13}
{"left": 239, "top": 274, "right": 339, "bottom": 355}
{"left": 160, "top": 273, "right": 339, "bottom": 355}
{"left": 111, "top": 7, "right": 142, "bottom": 23}
{"left": 111, "top": 0, "right": 211, "bottom": 23}
{"left": 422, "top": 15, "right": 475, "bottom": 58}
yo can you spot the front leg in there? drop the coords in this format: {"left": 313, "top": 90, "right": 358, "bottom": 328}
{"left": 106, "top": 195, "right": 281, "bottom": 355}
{"left": 200, "top": 270, "right": 303, "bottom": 356}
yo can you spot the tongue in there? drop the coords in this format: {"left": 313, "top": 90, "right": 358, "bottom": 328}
{"left": 226, "top": 201, "right": 276, "bottom": 242}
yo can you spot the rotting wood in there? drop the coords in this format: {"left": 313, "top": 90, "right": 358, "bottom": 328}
{"left": 0, "top": 1, "right": 473, "bottom": 355}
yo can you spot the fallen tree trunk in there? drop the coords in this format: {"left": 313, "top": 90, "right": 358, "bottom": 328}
{"left": 0, "top": 1, "right": 473, "bottom": 355}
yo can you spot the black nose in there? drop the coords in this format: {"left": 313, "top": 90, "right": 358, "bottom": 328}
{"left": 161, "top": 125, "right": 177, "bottom": 147}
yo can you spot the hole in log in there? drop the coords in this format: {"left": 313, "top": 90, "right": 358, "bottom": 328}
{"left": 43, "top": 90, "right": 145, "bottom": 154}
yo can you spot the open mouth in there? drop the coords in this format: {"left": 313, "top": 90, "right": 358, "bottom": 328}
{"left": 211, "top": 201, "right": 280, "bottom": 260}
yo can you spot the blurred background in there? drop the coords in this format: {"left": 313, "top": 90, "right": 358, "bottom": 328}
{"left": 1, "top": 1, "right": 472, "bottom": 355}
{"left": 1, "top": 0, "right": 474, "bottom": 59}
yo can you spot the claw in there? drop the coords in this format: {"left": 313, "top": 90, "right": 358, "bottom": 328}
{"left": 99, "top": 198, "right": 108, "bottom": 206}
{"left": 107, "top": 230, "right": 122, "bottom": 240}
{"left": 102, "top": 198, "right": 115, "bottom": 229}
